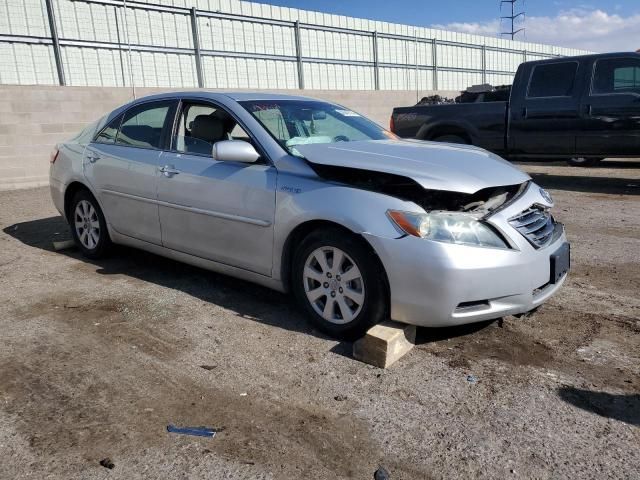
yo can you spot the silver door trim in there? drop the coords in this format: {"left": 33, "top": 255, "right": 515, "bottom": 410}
{"left": 157, "top": 199, "right": 272, "bottom": 227}
{"left": 102, "top": 188, "right": 158, "bottom": 205}
{"left": 102, "top": 189, "right": 272, "bottom": 227}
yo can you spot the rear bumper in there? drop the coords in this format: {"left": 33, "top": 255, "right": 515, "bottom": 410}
{"left": 49, "top": 173, "right": 65, "bottom": 219}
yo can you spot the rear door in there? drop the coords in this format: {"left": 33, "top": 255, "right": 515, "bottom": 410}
{"left": 577, "top": 55, "right": 640, "bottom": 156}
{"left": 509, "top": 60, "right": 583, "bottom": 156}
{"left": 85, "top": 99, "right": 177, "bottom": 245}
{"left": 156, "top": 100, "right": 276, "bottom": 276}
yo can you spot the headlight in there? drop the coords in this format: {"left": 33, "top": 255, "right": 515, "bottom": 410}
{"left": 387, "top": 210, "right": 508, "bottom": 249}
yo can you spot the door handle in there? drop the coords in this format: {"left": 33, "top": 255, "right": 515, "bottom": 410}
{"left": 522, "top": 107, "right": 528, "bottom": 119}
{"left": 87, "top": 154, "right": 100, "bottom": 163}
{"left": 586, "top": 104, "right": 592, "bottom": 115}
{"left": 159, "top": 165, "right": 180, "bottom": 177}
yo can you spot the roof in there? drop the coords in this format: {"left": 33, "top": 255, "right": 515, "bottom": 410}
{"left": 128, "top": 90, "right": 322, "bottom": 104}
{"left": 525, "top": 51, "right": 640, "bottom": 65}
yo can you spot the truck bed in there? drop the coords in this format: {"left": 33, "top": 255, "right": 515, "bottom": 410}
{"left": 392, "top": 101, "right": 508, "bottom": 154}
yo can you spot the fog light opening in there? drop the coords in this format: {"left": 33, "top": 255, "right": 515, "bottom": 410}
{"left": 455, "top": 300, "right": 491, "bottom": 313}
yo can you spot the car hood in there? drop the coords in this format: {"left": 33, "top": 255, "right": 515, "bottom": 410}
{"left": 295, "top": 139, "right": 530, "bottom": 194}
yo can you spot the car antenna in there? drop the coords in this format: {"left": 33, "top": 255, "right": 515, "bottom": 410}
{"left": 122, "top": 0, "right": 136, "bottom": 99}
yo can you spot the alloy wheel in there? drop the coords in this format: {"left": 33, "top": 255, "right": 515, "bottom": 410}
{"left": 74, "top": 199, "right": 100, "bottom": 249}
{"left": 303, "top": 246, "right": 365, "bottom": 324}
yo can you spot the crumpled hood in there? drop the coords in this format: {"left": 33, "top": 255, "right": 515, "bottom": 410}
{"left": 295, "top": 139, "right": 530, "bottom": 194}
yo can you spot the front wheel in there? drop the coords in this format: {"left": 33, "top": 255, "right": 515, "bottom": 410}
{"left": 69, "top": 190, "right": 112, "bottom": 259}
{"left": 567, "top": 157, "right": 602, "bottom": 167}
{"left": 292, "top": 229, "right": 388, "bottom": 339}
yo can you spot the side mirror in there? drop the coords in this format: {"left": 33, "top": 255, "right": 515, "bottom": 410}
{"left": 212, "top": 140, "right": 260, "bottom": 163}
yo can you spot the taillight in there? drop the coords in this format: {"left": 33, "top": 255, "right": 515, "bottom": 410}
{"left": 50, "top": 147, "right": 59, "bottom": 164}
{"left": 389, "top": 115, "right": 395, "bottom": 133}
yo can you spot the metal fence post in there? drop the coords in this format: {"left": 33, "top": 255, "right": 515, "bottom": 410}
{"left": 190, "top": 7, "right": 204, "bottom": 88}
{"left": 523, "top": 49, "right": 528, "bottom": 63}
{"left": 431, "top": 38, "right": 438, "bottom": 91}
{"left": 113, "top": 6, "right": 127, "bottom": 87}
{"left": 372, "top": 31, "right": 379, "bottom": 90}
{"left": 481, "top": 44, "right": 487, "bottom": 84}
{"left": 44, "top": 0, "right": 66, "bottom": 86}
{"left": 294, "top": 21, "right": 304, "bottom": 89}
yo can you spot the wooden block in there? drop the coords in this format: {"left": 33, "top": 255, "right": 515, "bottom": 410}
{"left": 53, "top": 239, "right": 75, "bottom": 251}
{"left": 353, "top": 321, "right": 416, "bottom": 368}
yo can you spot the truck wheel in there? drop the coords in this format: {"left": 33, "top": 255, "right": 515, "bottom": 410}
{"left": 567, "top": 157, "right": 602, "bottom": 167}
{"left": 432, "top": 134, "right": 469, "bottom": 145}
{"left": 292, "top": 228, "right": 388, "bottom": 340}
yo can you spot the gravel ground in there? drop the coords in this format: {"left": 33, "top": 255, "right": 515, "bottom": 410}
{"left": 0, "top": 159, "right": 638, "bottom": 479}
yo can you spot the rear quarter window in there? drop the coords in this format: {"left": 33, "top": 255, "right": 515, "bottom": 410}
{"left": 94, "top": 114, "right": 122, "bottom": 144}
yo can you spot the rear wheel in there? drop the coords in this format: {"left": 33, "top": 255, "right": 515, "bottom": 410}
{"left": 292, "top": 228, "right": 388, "bottom": 339}
{"left": 432, "top": 134, "right": 469, "bottom": 144}
{"left": 69, "top": 190, "right": 111, "bottom": 259}
{"left": 567, "top": 157, "right": 602, "bottom": 167}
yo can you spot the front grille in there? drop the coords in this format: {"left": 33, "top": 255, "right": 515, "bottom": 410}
{"left": 508, "top": 205, "right": 555, "bottom": 248}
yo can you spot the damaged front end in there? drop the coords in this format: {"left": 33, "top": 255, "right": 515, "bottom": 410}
{"left": 309, "top": 163, "right": 529, "bottom": 249}
{"left": 309, "top": 163, "right": 527, "bottom": 216}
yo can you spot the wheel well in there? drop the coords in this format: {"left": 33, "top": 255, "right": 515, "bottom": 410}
{"left": 63, "top": 182, "right": 91, "bottom": 220}
{"left": 280, "top": 220, "right": 390, "bottom": 304}
{"left": 423, "top": 125, "right": 471, "bottom": 143}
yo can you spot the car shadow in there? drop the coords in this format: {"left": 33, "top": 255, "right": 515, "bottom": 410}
{"left": 558, "top": 387, "right": 640, "bottom": 426}
{"left": 5, "top": 215, "right": 505, "bottom": 352}
{"left": 528, "top": 172, "right": 640, "bottom": 195}
{"left": 3, "top": 216, "right": 327, "bottom": 340}
{"left": 330, "top": 319, "right": 497, "bottom": 361}
{"left": 414, "top": 320, "right": 495, "bottom": 345}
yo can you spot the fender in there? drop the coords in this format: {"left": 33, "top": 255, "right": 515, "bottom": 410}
{"left": 416, "top": 118, "right": 478, "bottom": 143}
{"left": 56, "top": 142, "right": 115, "bottom": 238}
{"left": 271, "top": 171, "right": 425, "bottom": 284}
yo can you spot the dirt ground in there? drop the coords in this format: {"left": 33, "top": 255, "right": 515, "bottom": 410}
{"left": 0, "top": 159, "right": 638, "bottom": 479}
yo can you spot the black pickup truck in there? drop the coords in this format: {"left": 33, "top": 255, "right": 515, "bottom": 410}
{"left": 390, "top": 52, "right": 640, "bottom": 166}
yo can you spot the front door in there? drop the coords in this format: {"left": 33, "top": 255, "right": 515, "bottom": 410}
{"left": 85, "top": 100, "right": 177, "bottom": 245}
{"left": 156, "top": 101, "right": 276, "bottom": 276}
{"left": 509, "top": 60, "right": 582, "bottom": 156}
{"left": 577, "top": 55, "right": 640, "bottom": 156}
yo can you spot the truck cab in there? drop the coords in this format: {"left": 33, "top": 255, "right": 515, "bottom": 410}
{"left": 391, "top": 52, "right": 640, "bottom": 166}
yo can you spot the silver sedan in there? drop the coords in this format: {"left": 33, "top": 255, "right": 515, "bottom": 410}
{"left": 49, "top": 92, "right": 570, "bottom": 338}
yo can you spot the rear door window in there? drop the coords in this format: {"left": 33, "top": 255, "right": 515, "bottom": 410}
{"left": 527, "top": 62, "right": 578, "bottom": 98}
{"left": 592, "top": 57, "right": 640, "bottom": 95}
{"left": 115, "top": 101, "right": 174, "bottom": 150}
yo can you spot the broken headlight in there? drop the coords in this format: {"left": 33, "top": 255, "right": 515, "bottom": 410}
{"left": 387, "top": 210, "right": 508, "bottom": 249}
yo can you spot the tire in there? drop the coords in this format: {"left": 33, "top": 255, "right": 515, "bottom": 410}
{"left": 567, "top": 157, "right": 602, "bottom": 167}
{"left": 68, "top": 189, "right": 112, "bottom": 259}
{"left": 292, "top": 228, "right": 388, "bottom": 340}
{"left": 432, "top": 134, "right": 469, "bottom": 144}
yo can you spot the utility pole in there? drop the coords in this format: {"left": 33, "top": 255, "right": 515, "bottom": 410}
{"left": 500, "top": 0, "right": 525, "bottom": 40}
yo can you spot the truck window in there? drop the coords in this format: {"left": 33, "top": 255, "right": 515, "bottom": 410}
{"left": 592, "top": 57, "right": 640, "bottom": 95}
{"left": 527, "top": 62, "right": 578, "bottom": 98}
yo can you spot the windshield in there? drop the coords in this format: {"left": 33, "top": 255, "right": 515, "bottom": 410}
{"left": 240, "top": 100, "right": 392, "bottom": 155}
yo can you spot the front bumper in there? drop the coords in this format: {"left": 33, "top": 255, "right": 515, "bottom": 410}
{"left": 364, "top": 183, "right": 569, "bottom": 327}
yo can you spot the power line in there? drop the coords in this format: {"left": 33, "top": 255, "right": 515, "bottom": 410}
{"left": 500, "top": 0, "right": 525, "bottom": 40}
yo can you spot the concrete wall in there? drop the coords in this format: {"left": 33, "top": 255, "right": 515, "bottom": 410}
{"left": 0, "top": 85, "right": 457, "bottom": 191}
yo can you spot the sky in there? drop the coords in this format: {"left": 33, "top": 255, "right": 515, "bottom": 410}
{"left": 258, "top": 1, "right": 640, "bottom": 52}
